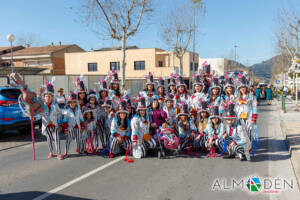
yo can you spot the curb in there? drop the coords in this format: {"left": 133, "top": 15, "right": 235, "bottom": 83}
{"left": 275, "top": 99, "right": 300, "bottom": 191}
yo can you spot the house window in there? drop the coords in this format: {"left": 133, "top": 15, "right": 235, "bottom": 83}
{"left": 88, "top": 63, "right": 98, "bottom": 72}
{"left": 110, "top": 62, "right": 120, "bottom": 71}
{"left": 195, "top": 63, "right": 199, "bottom": 71}
{"left": 158, "top": 61, "right": 163, "bottom": 67}
{"left": 134, "top": 61, "right": 145, "bottom": 70}
{"left": 190, "top": 62, "right": 199, "bottom": 71}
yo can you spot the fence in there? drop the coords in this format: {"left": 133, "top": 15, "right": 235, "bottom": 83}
{"left": 20, "top": 75, "right": 145, "bottom": 97}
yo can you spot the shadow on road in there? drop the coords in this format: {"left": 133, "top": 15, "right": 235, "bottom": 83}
{"left": 0, "top": 191, "right": 94, "bottom": 200}
{"left": 249, "top": 136, "right": 290, "bottom": 162}
{"left": 0, "top": 130, "right": 45, "bottom": 142}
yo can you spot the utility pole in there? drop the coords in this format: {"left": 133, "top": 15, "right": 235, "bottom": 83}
{"left": 234, "top": 45, "right": 238, "bottom": 70}
{"left": 191, "top": 5, "right": 196, "bottom": 90}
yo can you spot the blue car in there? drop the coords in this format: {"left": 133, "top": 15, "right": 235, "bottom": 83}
{"left": 0, "top": 85, "right": 40, "bottom": 134}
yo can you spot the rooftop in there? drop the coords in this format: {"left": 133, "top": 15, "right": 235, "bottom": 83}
{"left": 0, "top": 46, "right": 24, "bottom": 55}
{"left": 95, "top": 45, "right": 139, "bottom": 51}
{"left": 1, "top": 44, "right": 77, "bottom": 57}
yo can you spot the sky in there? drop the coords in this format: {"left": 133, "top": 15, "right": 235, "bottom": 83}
{"left": 0, "top": 0, "right": 299, "bottom": 66}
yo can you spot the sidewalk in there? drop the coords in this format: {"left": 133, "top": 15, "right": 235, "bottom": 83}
{"left": 275, "top": 97, "right": 300, "bottom": 189}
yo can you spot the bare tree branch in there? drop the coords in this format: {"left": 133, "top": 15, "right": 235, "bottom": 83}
{"left": 160, "top": 0, "right": 204, "bottom": 75}
{"left": 81, "top": 0, "right": 153, "bottom": 86}
{"left": 95, "top": 0, "right": 117, "bottom": 39}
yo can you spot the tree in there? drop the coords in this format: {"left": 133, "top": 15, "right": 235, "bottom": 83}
{"left": 16, "top": 32, "right": 41, "bottom": 47}
{"left": 275, "top": 6, "right": 300, "bottom": 88}
{"left": 160, "top": 0, "right": 205, "bottom": 76}
{"left": 82, "top": 0, "right": 153, "bottom": 88}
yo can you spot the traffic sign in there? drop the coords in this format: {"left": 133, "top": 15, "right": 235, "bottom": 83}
{"left": 275, "top": 80, "right": 280, "bottom": 84}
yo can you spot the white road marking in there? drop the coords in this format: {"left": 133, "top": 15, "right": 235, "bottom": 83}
{"left": 32, "top": 156, "right": 125, "bottom": 200}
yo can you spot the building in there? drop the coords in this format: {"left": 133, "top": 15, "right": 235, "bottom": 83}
{"left": 0, "top": 43, "right": 85, "bottom": 75}
{"left": 199, "top": 58, "right": 227, "bottom": 75}
{"left": 199, "top": 57, "right": 250, "bottom": 76}
{"left": 0, "top": 46, "right": 25, "bottom": 67}
{"left": 0, "top": 45, "right": 24, "bottom": 56}
{"left": 65, "top": 46, "right": 199, "bottom": 79}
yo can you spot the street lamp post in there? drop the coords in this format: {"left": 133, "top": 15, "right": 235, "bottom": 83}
{"left": 6, "top": 34, "right": 15, "bottom": 73}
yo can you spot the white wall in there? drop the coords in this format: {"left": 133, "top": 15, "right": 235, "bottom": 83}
{"left": 199, "top": 58, "right": 226, "bottom": 76}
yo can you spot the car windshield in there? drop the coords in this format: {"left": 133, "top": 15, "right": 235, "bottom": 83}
{"left": 0, "top": 89, "right": 21, "bottom": 100}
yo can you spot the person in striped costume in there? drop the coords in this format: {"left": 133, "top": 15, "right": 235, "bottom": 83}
{"left": 205, "top": 106, "right": 225, "bottom": 157}
{"left": 63, "top": 92, "right": 85, "bottom": 158}
{"left": 98, "top": 99, "right": 114, "bottom": 155}
{"left": 196, "top": 101, "right": 210, "bottom": 151}
{"left": 39, "top": 80, "right": 63, "bottom": 160}
{"left": 177, "top": 103, "right": 197, "bottom": 152}
{"left": 190, "top": 73, "right": 208, "bottom": 119}
{"left": 208, "top": 78, "right": 222, "bottom": 110}
{"left": 223, "top": 104, "right": 251, "bottom": 161}
{"left": 83, "top": 105, "right": 97, "bottom": 154}
{"left": 139, "top": 72, "right": 157, "bottom": 108}
{"left": 109, "top": 101, "right": 131, "bottom": 158}
{"left": 220, "top": 77, "right": 236, "bottom": 115}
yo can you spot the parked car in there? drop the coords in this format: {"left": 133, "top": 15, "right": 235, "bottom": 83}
{"left": 0, "top": 84, "right": 41, "bottom": 134}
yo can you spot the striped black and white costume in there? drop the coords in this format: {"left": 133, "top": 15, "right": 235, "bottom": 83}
{"left": 177, "top": 118, "right": 197, "bottom": 150}
{"left": 84, "top": 119, "right": 97, "bottom": 152}
{"left": 98, "top": 110, "right": 113, "bottom": 150}
{"left": 40, "top": 100, "right": 62, "bottom": 155}
{"left": 63, "top": 106, "right": 85, "bottom": 154}
{"left": 109, "top": 117, "right": 131, "bottom": 155}
{"left": 224, "top": 122, "right": 250, "bottom": 157}
{"left": 204, "top": 121, "right": 225, "bottom": 152}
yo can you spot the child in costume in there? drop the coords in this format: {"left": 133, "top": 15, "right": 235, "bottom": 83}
{"left": 139, "top": 72, "right": 157, "bottom": 108}
{"left": 235, "top": 76, "right": 258, "bottom": 143}
{"left": 39, "top": 79, "right": 63, "bottom": 160}
{"left": 127, "top": 99, "right": 136, "bottom": 120}
{"left": 222, "top": 104, "right": 251, "bottom": 161}
{"left": 56, "top": 88, "right": 66, "bottom": 109}
{"left": 83, "top": 105, "right": 97, "bottom": 154}
{"left": 109, "top": 101, "right": 131, "bottom": 158}
{"left": 148, "top": 96, "right": 168, "bottom": 138}
{"left": 190, "top": 73, "right": 208, "bottom": 114}
{"left": 63, "top": 92, "right": 85, "bottom": 157}
{"left": 85, "top": 89, "right": 100, "bottom": 152}
{"left": 202, "top": 64, "right": 213, "bottom": 94}
{"left": 168, "top": 74, "right": 177, "bottom": 96}
{"left": 205, "top": 106, "right": 225, "bottom": 157}
{"left": 157, "top": 77, "right": 166, "bottom": 104}
{"left": 196, "top": 101, "right": 210, "bottom": 151}
{"left": 208, "top": 78, "right": 222, "bottom": 109}
{"left": 108, "top": 70, "right": 123, "bottom": 112}
{"left": 158, "top": 122, "right": 180, "bottom": 156}
{"left": 175, "top": 75, "right": 190, "bottom": 109}
{"left": 75, "top": 75, "right": 88, "bottom": 112}
{"left": 220, "top": 77, "right": 236, "bottom": 114}
{"left": 131, "top": 98, "right": 156, "bottom": 158}
{"left": 163, "top": 93, "right": 177, "bottom": 129}
{"left": 177, "top": 104, "right": 197, "bottom": 152}
{"left": 98, "top": 99, "right": 114, "bottom": 154}
{"left": 96, "top": 78, "right": 109, "bottom": 107}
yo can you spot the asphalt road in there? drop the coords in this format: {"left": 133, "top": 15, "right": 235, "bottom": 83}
{"left": 0, "top": 103, "right": 299, "bottom": 200}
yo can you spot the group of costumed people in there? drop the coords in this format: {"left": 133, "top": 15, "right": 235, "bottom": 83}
{"left": 16, "top": 64, "right": 258, "bottom": 162}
